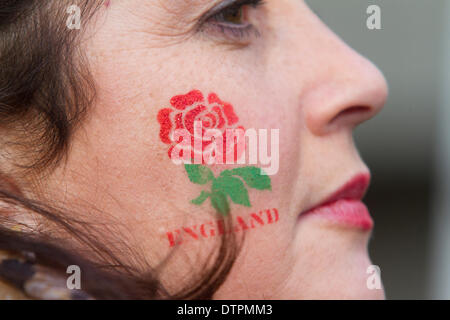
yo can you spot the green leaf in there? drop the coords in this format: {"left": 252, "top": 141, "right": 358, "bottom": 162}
{"left": 213, "top": 175, "right": 251, "bottom": 207}
{"left": 184, "top": 164, "right": 214, "bottom": 185}
{"left": 191, "top": 191, "right": 211, "bottom": 205}
{"left": 225, "top": 166, "right": 272, "bottom": 190}
{"left": 210, "top": 191, "right": 230, "bottom": 216}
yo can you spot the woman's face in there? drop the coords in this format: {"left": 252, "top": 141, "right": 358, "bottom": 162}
{"left": 40, "top": 0, "right": 388, "bottom": 299}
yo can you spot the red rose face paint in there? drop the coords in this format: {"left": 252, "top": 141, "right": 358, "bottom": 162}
{"left": 157, "top": 90, "right": 244, "bottom": 164}
{"left": 156, "top": 90, "right": 273, "bottom": 216}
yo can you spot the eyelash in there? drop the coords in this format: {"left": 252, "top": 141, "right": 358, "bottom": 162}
{"left": 202, "top": 0, "right": 265, "bottom": 41}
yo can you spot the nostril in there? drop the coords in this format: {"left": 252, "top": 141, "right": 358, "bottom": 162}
{"left": 329, "top": 105, "right": 373, "bottom": 125}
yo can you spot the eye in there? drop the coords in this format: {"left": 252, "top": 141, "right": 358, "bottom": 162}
{"left": 200, "top": 0, "right": 265, "bottom": 42}
{"left": 214, "top": 4, "right": 245, "bottom": 25}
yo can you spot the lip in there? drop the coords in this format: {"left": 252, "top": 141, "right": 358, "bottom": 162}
{"left": 299, "top": 173, "right": 373, "bottom": 230}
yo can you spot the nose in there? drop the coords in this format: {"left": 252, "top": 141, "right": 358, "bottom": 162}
{"left": 300, "top": 23, "right": 389, "bottom": 136}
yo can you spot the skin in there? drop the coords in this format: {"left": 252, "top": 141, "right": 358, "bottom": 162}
{"left": 29, "top": 0, "right": 388, "bottom": 299}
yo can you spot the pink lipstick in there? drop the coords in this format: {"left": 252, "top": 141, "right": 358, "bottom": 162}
{"left": 300, "top": 174, "right": 373, "bottom": 230}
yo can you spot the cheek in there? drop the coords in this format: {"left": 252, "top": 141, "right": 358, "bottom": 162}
{"left": 233, "top": 91, "right": 303, "bottom": 197}
{"left": 78, "top": 42, "right": 307, "bottom": 287}
{"left": 61, "top": 80, "right": 200, "bottom": 222}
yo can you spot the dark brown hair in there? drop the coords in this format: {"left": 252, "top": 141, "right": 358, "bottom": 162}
{"left": 0, "top": 0, "right": 239, "bottom": 299}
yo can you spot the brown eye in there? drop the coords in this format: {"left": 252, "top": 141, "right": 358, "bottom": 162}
{"left": 220, "top": 6, "right": 244, "bottom": 24}
{"left": 201, "top": 0, "right": 265, "bottom": 41}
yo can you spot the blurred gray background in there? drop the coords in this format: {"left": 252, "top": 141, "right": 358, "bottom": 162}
{"left": 305, "top": 0, "right": 449, "bottom": 299}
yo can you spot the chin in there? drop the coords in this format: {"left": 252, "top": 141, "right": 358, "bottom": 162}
{"left": 315, "top": 249, "right": 385, "bottom": 300}
{"left": 287, "top": 223, "right": 384, "bottom": 299}
{"left": 300, "top": 261, "right": 385, "bottom": 299}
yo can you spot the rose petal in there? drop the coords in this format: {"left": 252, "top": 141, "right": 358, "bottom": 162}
{"left": 204, "top": 113, "right": 217, "bottom": 128}
{"left": 168, "top": 145, "right": 175, "bottom": 159}
{"left": 208, "top": 92, "right": 221, "bottom": 105}
{"left": 170, "top": 90, "right": 204, "bottom": 110}
{"left": 184, "top": 105, "right": 206, "bottom": 134}
{"left": 157, "top": 108, "right": 173, "bottom": 144}
{"left": 222, "top": 103, "right": 239, "bottom": 126}
{"left": 175, "top": 112, "right": 183, "bottom": 129}
{"left": 212, "top": 106, "right": 225, "bottom": 129}
{"left": 208, "top": 93, "right": 239, "bottom": 126}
